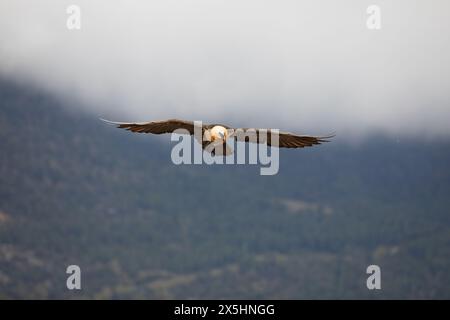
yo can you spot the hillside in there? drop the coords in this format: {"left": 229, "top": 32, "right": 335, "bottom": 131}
{"left": 1, "top": 79, "right": 450, "bottom": 299}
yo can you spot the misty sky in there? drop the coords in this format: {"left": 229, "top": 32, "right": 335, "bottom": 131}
{"left": 1, "top": 0, "right": 449, "bottom": 136}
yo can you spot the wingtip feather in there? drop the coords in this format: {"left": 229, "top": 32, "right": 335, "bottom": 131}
{"left": 99, "top": 118, "right": 122, "bottom": 126}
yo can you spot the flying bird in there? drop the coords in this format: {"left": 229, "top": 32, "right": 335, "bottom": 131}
{"left": 101, "top": 118, "right": 333, "bottom": 155}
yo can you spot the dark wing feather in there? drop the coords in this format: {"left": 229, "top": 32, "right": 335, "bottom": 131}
{"left": 274, "top": 132, "right": 332, "bottom": 148}
{"left": 233, "top": 128, "right": 333, "bottom": 148}
{"left": 101, "top": 118, "right": 198, "bottom": 135}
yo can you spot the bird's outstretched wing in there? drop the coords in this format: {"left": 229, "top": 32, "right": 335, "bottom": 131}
{"left": 101, "top": 118, "right": 198, "bottom": 135}
{"left": 232, "top": 128, "right": 333, "bottom": 148}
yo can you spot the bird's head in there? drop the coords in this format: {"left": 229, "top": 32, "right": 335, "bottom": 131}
{"left": 211, "top": 126, "right": 228, "bottom": 141}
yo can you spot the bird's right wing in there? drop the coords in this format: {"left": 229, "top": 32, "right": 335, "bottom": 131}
{"left": 101, "top": 118, "right": 199, "bottom": 135}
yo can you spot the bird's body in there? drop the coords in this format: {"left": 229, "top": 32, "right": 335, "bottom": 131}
{"left": 101, "top": 118, "right": 333, "bottom": 155}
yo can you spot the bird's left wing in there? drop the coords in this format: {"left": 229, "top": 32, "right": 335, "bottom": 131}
{"left": 232, "top": 128, "right": 333, "bottom": 148}
{"left": 101, "top": 118, "right": 199, "bottom": 135}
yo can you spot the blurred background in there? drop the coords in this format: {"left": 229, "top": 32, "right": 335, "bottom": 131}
{"left": 0, "top": 0, "right": 449, "bottom": 299}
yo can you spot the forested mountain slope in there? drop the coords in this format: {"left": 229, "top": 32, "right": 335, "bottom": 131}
{"left": 1, "top": 79, "right": 449, "bottom": 299}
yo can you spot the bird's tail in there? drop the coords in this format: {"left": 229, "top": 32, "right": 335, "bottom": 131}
{"left": 216, "top": 143, "right": 233, "bottom": 156}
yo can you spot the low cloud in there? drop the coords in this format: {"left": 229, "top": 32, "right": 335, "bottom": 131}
{"left": 1, "top": 0, "right": 449, "bottom": 137}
